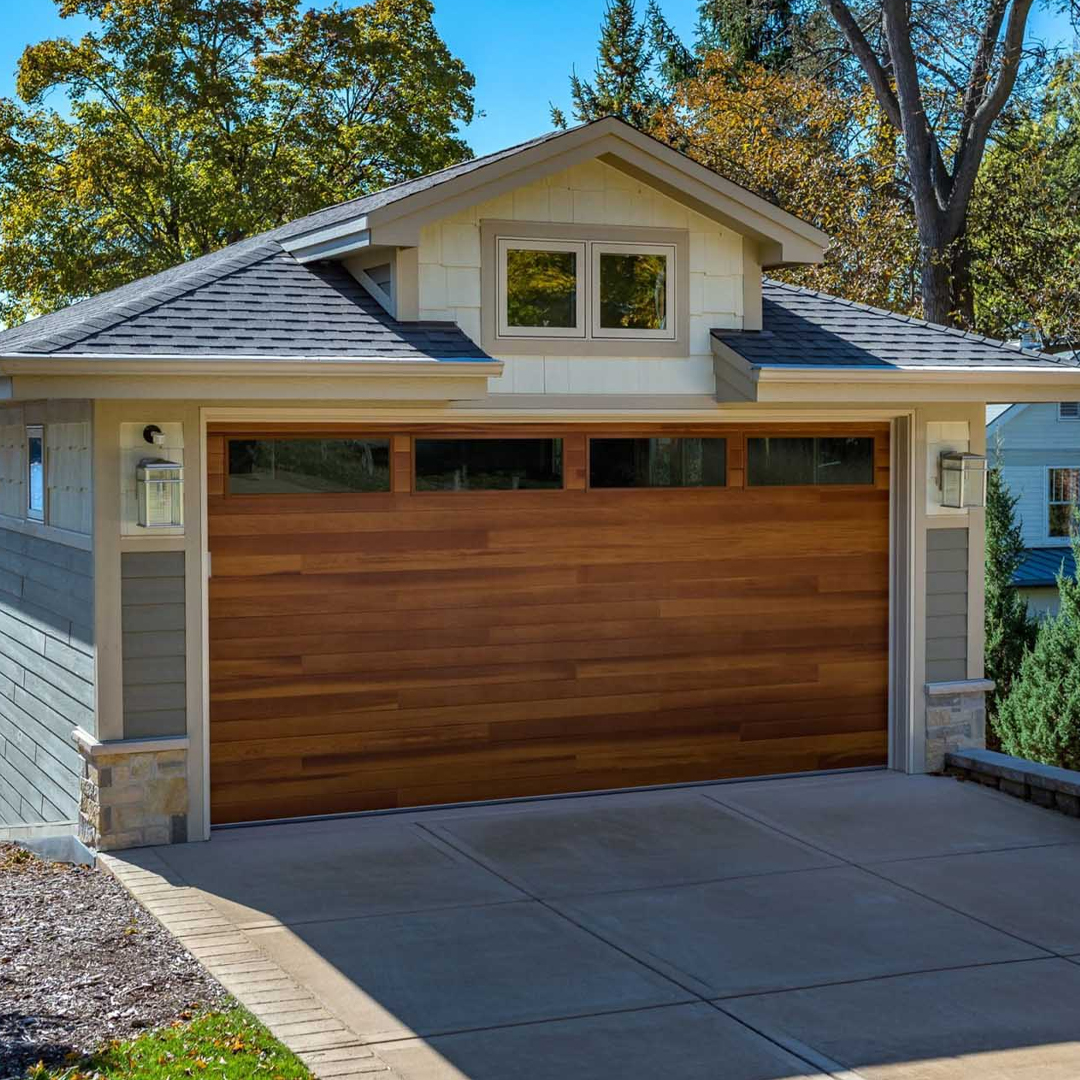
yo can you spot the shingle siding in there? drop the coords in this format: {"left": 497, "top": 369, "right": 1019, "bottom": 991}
{"left": 926, "top": 528, "right": 969, "bottom": 683}
{"left": 121, "top": 551, "right": 186, "bottom": 739}
{"left": 0, "top": 530, "right": 93, "bottom": 826}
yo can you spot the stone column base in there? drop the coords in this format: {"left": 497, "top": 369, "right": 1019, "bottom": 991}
{"left": 72, "top": 728, "right": 190, "bottom": 851}
{"left": 924, "top": 679, "right": 994, "bottom": 773}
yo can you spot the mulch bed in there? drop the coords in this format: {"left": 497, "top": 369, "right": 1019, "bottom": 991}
{"left": 0, "top": 842, "right": 229, "bottom": 1078}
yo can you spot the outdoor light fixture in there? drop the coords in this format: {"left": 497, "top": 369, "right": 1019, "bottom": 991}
{"left": 137, "top": 458, "right": 184, "bottom": 528}
{"left": 939, "top": 451, "right": 987, "bottom": 509}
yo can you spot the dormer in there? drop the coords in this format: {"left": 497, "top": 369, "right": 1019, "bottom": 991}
{"left": 279, "top": 117, "right": 829, "bottom": 357}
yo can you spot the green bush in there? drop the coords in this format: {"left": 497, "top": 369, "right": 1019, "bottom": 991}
{"left": 994, "top": 531, "right": 1080, "bottom": 768}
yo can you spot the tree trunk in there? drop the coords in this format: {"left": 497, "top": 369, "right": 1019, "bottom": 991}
{"left": 950, "top": 233, "right": 976, "bottom": 329}
{"left": 919, "top": 243, "right": 954, "bottom": 326}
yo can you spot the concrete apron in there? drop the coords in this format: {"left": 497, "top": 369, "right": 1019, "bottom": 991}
{"left": 100, "top": 772, "right": 1080, "bottom": 1080}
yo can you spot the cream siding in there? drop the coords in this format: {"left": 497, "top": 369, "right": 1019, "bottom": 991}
{"left": 416, "top": 159, "right": 745, "bottom": 396}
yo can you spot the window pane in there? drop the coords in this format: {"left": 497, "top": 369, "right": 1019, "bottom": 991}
{"left": 747, "top": 437, "right": 874, "bottom": 486}
{"left": 1049, "top": 503, "right": 1074, "bottom": 538}
{"left": 815, "top": 437, "right": 875, "bottom": 484}
{"left": 228, "top": 439, "right": 390, "bottom": 494}
{"left": 415, "top": 439, "right": 563, "bottom": 491}
{"left": 506, "top": 249, "right": 577, "bottom": 328}
{"left": 599, "top": 253, "right": 668, "bottom": 330}
{"left": 590, "top": 438, "right": 726, "bottom": 488}
{"left": 27, "top": 434, "right": 43, "bottom": 518}
{"left": 1050, "top": 467, "right": 1080, "bottom": 504}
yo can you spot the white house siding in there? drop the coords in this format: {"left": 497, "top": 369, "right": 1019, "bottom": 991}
{"left": 0, "top": 401, "right": 94, "bottom": 828}
{"left": 992, "top": 403, "right": 1080, "bottom": 549}
{"left": 416, "top": 159, "right": 744, "bottom": 396}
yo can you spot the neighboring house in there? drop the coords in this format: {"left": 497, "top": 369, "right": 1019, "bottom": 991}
{"left": 0, "top": 116, "right": 1078, "bottom": 851}
{"left": 988, "top": 401, "right": 1080, "bottom": 616}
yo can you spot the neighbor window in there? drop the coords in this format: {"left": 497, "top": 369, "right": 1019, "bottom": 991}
{"left": 498, "top": 239, "right": 585, "bottom": 337}
{"left": 590, "top": 438, "right": 726, "bottom": 488}
{"left": 1060, "top": 403, "right": 1080, "bottom": 421}
{"left": 26, "top": 425, "right": 44, "bottom": 521}
{"left": 415, "top": 439, "right": 563, "bottom": 491}
{"left": 227, "top": 438, "right": 391, "bottom": 495}
{"left": 1048, "top": 467, "right": 1080, "bottom": 537}
{"left": 592, "top": 243, "right": 675, "bottom": 339}
{"left": 747, "top": 436, "right": 875, "bottom": 487}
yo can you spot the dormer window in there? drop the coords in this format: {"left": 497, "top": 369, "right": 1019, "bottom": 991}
{"left": 483, "top": 221, "right": 688, "bottom": 358}
{"left": 593, "top": 243, "right": 674, "bottom": 340}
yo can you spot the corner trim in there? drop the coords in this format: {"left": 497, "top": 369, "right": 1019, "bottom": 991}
{"left": 925, "top": 678, "right": 995, "bottom": 697}
{"left": 72, "top": 726, "right": 190, "bottom": 757}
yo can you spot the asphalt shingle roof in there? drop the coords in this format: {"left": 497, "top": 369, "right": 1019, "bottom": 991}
{"left": 714, "top": 280, "right": 1076, "bottom": 370}
{"left": 1015, "top": 546, "right": 1077, "bottom": 588}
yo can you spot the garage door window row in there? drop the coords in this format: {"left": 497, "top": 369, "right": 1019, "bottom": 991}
{"left": 225, "top": 433, "right": 876, "bottom": 496}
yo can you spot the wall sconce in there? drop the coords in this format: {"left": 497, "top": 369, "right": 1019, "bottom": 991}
{"left": 939, "top": 451, "right": 987, "bottom": 509}
{"left": 137, "top": 458, "right": 184, "bottom": 528}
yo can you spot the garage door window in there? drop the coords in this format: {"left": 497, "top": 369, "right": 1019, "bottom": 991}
{"left": 227, "top": 438, "right": 391, "bottom": 494}
{"left": 415, "top": 439, "right": 563, "bottom": 491}
{"left": 590, "top": 437, "right": 726, "bottom": 488}
{"left": 747, "top": 436, "right": 874, "bottom": 486}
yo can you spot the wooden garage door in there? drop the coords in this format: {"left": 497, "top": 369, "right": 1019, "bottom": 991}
{"left": 208, "top": 424, "right": 890, "bottom": 824}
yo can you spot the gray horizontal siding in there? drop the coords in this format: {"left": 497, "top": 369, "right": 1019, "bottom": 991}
{"left": 0, "top": 530, "right": 93, "bottom": 827}
{"left": 926, "top": 527, "right": 969, "bottom": 683}
{"left": 122, "top": 551, "right": 186, "bottom": 739}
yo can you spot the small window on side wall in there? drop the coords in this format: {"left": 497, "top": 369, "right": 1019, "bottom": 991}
{"left": 415, "top": 439, "right": 563, "bottom": 491}
{"left": 747, "top": 436, "right": 875, "bottom": 487}
{"left": 26, "top": 425, "right": 44, "bottom": 522}
{"left": 590, "top": 438, "right": 726, "bottom": 488}
{"left": 498, "top": 239, "right": 585, "bottom": 338}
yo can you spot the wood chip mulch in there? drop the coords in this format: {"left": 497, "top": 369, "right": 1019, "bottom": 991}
{"left": 0, "top": 842, "right": 229, "bottom": 1078}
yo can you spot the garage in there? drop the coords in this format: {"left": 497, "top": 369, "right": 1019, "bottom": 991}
{"left": 207, "top": 424, "right": 890, "bottom": 824}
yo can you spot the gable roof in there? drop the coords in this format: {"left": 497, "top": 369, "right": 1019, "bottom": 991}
{"left": 714, "top": 280, "right": 1077, "bottom": 371}
{"left": 0, "top": 116, "right": 827, "bottom": 362}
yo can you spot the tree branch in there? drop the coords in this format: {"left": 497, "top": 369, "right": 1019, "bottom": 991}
{"left": 823, "top": 0, "right": 902, "bottom": 131}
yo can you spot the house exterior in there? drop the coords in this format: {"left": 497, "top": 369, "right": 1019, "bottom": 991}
{"left": 0, "top": 117, "right": 1078, "bottom": 851}
{"left": 988, "top": 401, "right": 1080, "bottom": 616}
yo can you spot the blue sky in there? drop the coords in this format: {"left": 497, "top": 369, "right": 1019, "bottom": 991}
{"left": 0, "top": 1, "right": 1075, "bottom": 156}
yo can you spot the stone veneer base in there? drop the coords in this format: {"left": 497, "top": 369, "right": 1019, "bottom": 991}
{"left": 924, "top": 679, "right": 993, "bottom": 774}
{"left": 72, "top": 729, "right": 190, "bottom": 851}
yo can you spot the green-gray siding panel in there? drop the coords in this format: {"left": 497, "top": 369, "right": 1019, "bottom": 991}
{"left": 121, "top": 551, "right": 186, "bottom": 740}
{"left": 0, "top": 529, "right": 93, "bottom": 826}
{"left": 926, "top": 527, "right": 969, "bottom": 685}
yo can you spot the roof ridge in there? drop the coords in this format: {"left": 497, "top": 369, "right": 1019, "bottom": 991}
{"left": 761, "top": 276, "right": 1061, "bottom": 362}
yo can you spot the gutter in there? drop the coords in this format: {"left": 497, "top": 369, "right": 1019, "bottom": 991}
{"left": 0, "top": 354, "right": 502, "bottom": 378}
{"left": 752, "top": 363, "right": 1080, "bottom": 382}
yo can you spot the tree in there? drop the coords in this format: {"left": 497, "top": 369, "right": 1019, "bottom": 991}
{"left": 653, "top": 51, "right": 920, "bottom": 312}
{"left": 968, "top": 55, "right": 1080, "bottom": 346}
{"left": 984, "top": 457, "right": 1038, "bottom": 730}
{"left": 823, "top": 0, "right": 1042, "bottom": 328}
{"left": 994, "top": 530, "right": 1080, "bottom": 768}
{"left": 0, "top": 0, "right": 475, "bottom": 324}
{"left": 553, "top": 0, "right": 662, "bottom": 127}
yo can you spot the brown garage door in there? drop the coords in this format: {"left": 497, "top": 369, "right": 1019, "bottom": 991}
{"left": 207, "top": 424, "right": 890, "bottom": 824}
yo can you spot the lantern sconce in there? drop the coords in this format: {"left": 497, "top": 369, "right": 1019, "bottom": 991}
{"left": 939, "top": 451, "right": 987, "bottom": 509}
{"left": 137, "top": 458, "right": 184, "bottom": 528}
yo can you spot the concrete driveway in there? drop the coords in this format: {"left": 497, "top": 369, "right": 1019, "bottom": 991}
{"left": 113, "top": 770, "right": 1080, "bottom": 1080}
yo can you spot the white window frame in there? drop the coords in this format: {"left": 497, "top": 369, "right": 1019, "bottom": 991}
{"left": 1059, "top": 402, "right": 1080, "bottom": 421}
{"left": 25, "top": 424, "right": 45, "bottom": 523}
{"left": 590, "top": 241, "right": 677, "bottom": 341}
{"left": 496, "top": 237, "right": 586, "bottom": 339}
{"left": 1047, "top": 464, "right": 1080, "bottom": 542}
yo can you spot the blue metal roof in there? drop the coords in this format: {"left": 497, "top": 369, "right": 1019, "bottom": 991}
{"left": 1014, "top": 547, "right": 1077, "bottom": 588}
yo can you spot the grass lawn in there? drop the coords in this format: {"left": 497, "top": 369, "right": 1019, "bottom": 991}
{"left": 27, "top": 1008, "right": 314, "bottom": 1079}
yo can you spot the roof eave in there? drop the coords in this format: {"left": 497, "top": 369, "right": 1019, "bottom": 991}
{"left": 0, "top": 354, "right": 501, "bottom": 377}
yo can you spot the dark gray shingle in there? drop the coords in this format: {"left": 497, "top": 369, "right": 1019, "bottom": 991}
{"left": 714, "top": 279, "right": 1074, "bottom": 370}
